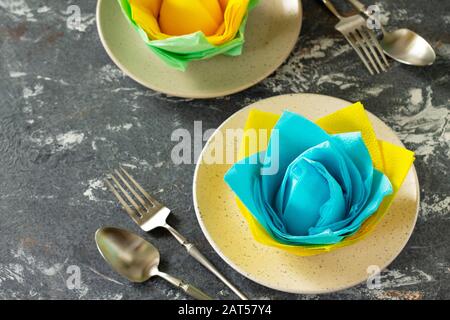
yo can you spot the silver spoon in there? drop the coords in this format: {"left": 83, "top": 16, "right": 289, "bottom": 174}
{"left": 347, "top": 0, "right": 436, "bottom": 66}
{"left": 95, "top": 227, "right": 212, "bottom": 300}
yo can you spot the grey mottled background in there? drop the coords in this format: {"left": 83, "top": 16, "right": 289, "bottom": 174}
{"left": 0, "top": 0, "right": 449, "bottom": 300}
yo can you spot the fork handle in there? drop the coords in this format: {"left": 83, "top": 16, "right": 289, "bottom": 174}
{"left": 164, "top": 223, "right": 249, "bottom": 300}
{"left": 346, "top": 0, "right": 366, "bottom": 14}
{"left": 345, "top": 0, "right": 386, "bottom": 33}
{"left": 319, "top": 0, "right": 344, "bottom": 20}
{"left": 157, "top": 271, "right": 212, "bottom": 300}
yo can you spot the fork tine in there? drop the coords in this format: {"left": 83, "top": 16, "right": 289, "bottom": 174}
{"left": 109, "top": 173, "right": 146, "bottom": 217}
{"left": 104, "top": 178, "right": 141, "bottom": 221}
{"left": 119, "top": 166, "right": 159, "bottom": 207}
{"left": 366, "top": 28, "right": 390, "bottom": 67}
{"left": 358, "top": 28, "right": 387, "bottom": 72}
{"left": 114, "top": 169, "right": 148, "bottom": 209}
{"left": 343, "top": 33, "right": 374, "bottom": 75}
{"left": 351, "top": 30, "right": 380, "bottom": 74}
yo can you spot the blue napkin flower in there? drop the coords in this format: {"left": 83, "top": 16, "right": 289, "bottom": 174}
{"left": 224, "top": 111, "right": 393, "bottom": 245}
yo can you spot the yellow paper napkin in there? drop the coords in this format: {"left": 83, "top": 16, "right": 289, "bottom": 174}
{"left": 129, "top": 0, "right": 250, "bottom": 45}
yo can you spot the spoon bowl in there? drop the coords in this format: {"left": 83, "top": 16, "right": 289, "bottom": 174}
{"left": 95, "top": 227, "right": 212, "bottom": 299}
{"left": 381, "top": 28, "right": 436, "bottom": 66}
{"left": 95, "top": 227, "right": 159, "bottom": 282}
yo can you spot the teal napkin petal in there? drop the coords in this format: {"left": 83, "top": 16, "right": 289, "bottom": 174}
{"left": 224, "top": 111, "right": 394, "bottom": 246}
{"left": 308, "top": 169, "right": 391, "bottom": 235}
{"left": 275, "top": 156, "right": 346, "bottom": 236}
{"left": 332, "top": 132, "right": 373, "bottom": 211}
{"left": 290, "top": 139, "right": 355, "bottom": 222}
{"left": 338, "top": 170, "right": 392, "bottom": 233}
{"left": 261, "top": 111, "right": 331, "bottom": 205}
{"left": 225, "top": 153, "right": 263, "bottom": 225}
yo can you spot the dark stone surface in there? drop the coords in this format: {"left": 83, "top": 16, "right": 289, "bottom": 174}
{"left": 0, "top": 0, "right": 448, "bottom": 300}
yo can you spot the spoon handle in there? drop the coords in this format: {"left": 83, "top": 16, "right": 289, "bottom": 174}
{"left": 164, "top": 223, "right": 249, "bottom": 300}
{"left": 157, "top": 271, "right": 212, "bottom": 300}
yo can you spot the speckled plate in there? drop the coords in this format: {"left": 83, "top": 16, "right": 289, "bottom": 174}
{"left": 193, "top": 93, "right": 419, "bottom": 294}
{"left": 96, "top": 0, "right": 302, "bottom": 99}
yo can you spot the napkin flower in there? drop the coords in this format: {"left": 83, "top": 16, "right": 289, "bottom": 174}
{"left": 224, "top": 102, "right": 415, "bottom": 256}
{"left": 118, "top": 0, "right": 259, "bottom": 70}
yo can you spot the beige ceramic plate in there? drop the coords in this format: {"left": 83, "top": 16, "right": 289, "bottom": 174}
{"left": 193, "top": 94, "right": 419, "bottom": 294}
{"left": 96, "top": 0, "right": 302, "bottom": 99}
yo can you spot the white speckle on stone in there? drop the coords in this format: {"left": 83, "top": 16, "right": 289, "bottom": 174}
{"left": 138, "top": 159, "right": 151, "bottom": 168}
{"left": 83, "top": 179, "right": 105, "bottom": 201}
{"left": 106, "top": 123, "right": 133, "bottom": 132}
{"left": 173, "top": 119, "right": 182, "bottom": 127}
{"left": 379, "top": 268, "right": 434, "bottom": 289}
{"left": 40, "top": 263, "right": 64, "bottom": 276}
{"left": 74, "top": 283, "right": 89, "bottom": 299}
{"left": 7, "top": 245, "right": 108, "bottom": 298}
{"left": 64, "top": 9, "right": 95, "bottom": 33}
{"left": 364, "top": 84, "right": 393, "bottom": 97}
{"left": 29, "top": 194, "right": 55, "bottom": 200}
{"left": 37, "top": 6, "right": 50, "bottom": 13}
{"left": 317, "top": 73, "right": 344, "bottom": 86}
{"left": 55, "top": 131, "right": 85, "bottom": 150}
{"left": 421, "top": 196, "right": 450, "bottom": 220}
{"left": 437, "top": 262, "right": 450, "bottom": 273}
{"left": 29, "top": 130, "right": 84, "bottom": 152}
{"left": 388, "top": 86, "right": 449, "bottom": 162}
{"left": 301, "top": 37, "right": 337, "bottom": 59}
{"left": 154, "top": 161, "right": 164, "bottom": 168}
{"left": 29, "top": 134, "right": 54, "bottom": 147}
{"left": 409, "top": 88, "right": 423, "bottom": 107}
{"left": 99, "top": 65, "right": 125, "bottom": 83}
{"left": 0, "top": 264, "right": 24, "bottom": 284}
{"left": 12, "top": 245, "right": 36, "bottom": 266}
{"left": 374, "top": 2, "right": 390, "bottom": 24}
{"left": 317, "top": 72, "right": 358, "bottom": 90}
{"left": 261, "top": 35, "right": 357, "bottom": 93}
{"left": 392, "top": 8, "right": 423, "bottom": 23}
{"left": 165, "top": 289, "right": 182, "bottom": 300}
{"left": 26, "top": 119, "right": 34, "bottom": 124}
{"left": 121, "top": 163, "right": 138, "bottom": 169}
{"left": 436, "top": 43, "right": 450, "bottom": 58}
{"left": 23, "top": 84, "right": 44, "bottom": 99}
{"left": 98, "top": 293, "right": 124, "bottom": 300}
{"left": 0, "top": 0, "right": 35, "bottom": 21}
{"left": 23, "top": 105, "right": 32, "bottom": 114}
{"left": 131, "top": 104, "right": 142, "bottom": 111}
{"left": 111, "top": 87, "right": 136, "bottom": 93}
{"left": 218, "top": 289, "right": 230, "bottom": 296}
{"left": 10, "top": 71, "right": 27, "bottom": 78}
{"left": 36, "top": 75, "right": 70, "bottom": 86}
{"left": 91, "top": 137, "right": 107, "bottom": 151}
{"left": 444, "top": 15, "right": 450, "bottom": 24}
{"left": 127, "top": 157, "right": 152, "bottom": 170}
{"left": 11, "top": 245, "right": 66, "bottom": 278}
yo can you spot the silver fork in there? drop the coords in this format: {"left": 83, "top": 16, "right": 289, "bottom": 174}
{"left": 105, "top": 167, "right": 248, "bottom": 300}
{"left": 320, "top": 0, "right": 389, "bottom": 75}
